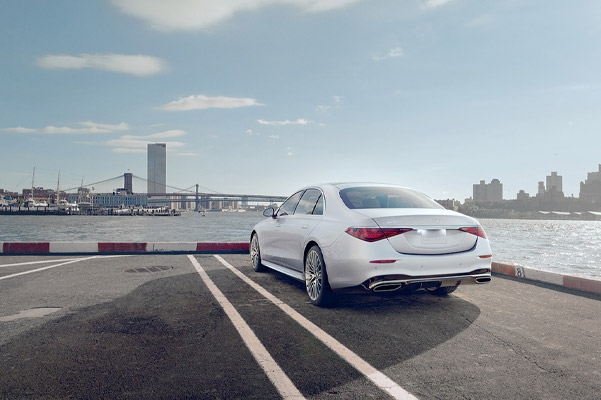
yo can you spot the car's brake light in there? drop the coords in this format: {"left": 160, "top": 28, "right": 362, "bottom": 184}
{"left": 459, "top": 226, "right": 487, "bottom": 239}
{"left": 346, "top": 227, "right": 413, "bottom": 242}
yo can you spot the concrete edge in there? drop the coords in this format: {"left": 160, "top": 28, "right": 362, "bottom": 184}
{"left": 0, "top": 241, "right": 250, "bottom": 255}
{"left": 1, "top": 242, "right": 600, "bottom": 296}
{"left": 492, "top": 261, "right": 601, "bottom": 296}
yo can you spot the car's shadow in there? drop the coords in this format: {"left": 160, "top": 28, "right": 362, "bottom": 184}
{"left": 255, "top": 266, "right": 481, "bottom": 370}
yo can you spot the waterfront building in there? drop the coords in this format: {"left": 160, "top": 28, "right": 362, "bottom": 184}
{"left": 147, "top": 143, "right": 166, "bottom": 195}
{"left": 124, "top": 172, "right": 133, "bottom": 194}
{"left": 66, "top": 193, "right": 148, "bottom": 208}
{"left": 537, "top": 181, "right": 544, "bottom": 196}
{"left": 517, "top": 190, "right": 530, "bottom": 200}
{"left": 473, "top": 179, "right": 503, "bottom": 201}
{"left": 546, "top": 171, "right": 563, "bottom": 194}
{"left": 580, "top": 164, "right": 601, "bottom": 203}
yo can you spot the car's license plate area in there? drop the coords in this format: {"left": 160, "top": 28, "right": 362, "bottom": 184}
{"left": 420, "top": 229, "right": 447, "bottom": 244}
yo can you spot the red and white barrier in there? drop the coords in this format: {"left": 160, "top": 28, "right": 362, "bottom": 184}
{"left": 492, "top": 261, "right": 601, "bottom": 296}
{"left": 0, "top": 241, "right": 249, "bottom": 255}
{"left": 1, "top": 242, "right": 599, "bottom": 296}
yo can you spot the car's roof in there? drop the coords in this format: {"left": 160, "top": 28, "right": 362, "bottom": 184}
{"left": 318, "top": 182, "right": 412, "bottom": 190}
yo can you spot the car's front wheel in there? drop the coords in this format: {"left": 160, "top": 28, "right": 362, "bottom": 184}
{"left": 305, "top": 245, "right": 334, "bottom": 306}
{"left": 250, "top": 233, "right": 265, "bottom": 272}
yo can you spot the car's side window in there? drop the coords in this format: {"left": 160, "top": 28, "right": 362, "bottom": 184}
{"left": 277, "top": 191, "right": 303, "bottom": 216}
{"left": 294, "top": 189, "right": 322, "bottom": 215}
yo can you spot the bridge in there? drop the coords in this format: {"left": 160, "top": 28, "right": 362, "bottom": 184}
{"left": 63, "top": 173, "right": 287, "bottom": 210}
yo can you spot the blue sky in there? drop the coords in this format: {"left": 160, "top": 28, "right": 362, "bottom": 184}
{"left": 1, "top": 0, "right": 601, "bottom": 200}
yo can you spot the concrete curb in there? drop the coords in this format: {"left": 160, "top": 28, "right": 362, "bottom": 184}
{"left": 0, "top": 242, "right": 250, "bottom": 255}
{"left": 1, "top": 241, "right": 599, "bottom": 296}
{"left": 492, "top": 261, "right": 601, "bottom": 296}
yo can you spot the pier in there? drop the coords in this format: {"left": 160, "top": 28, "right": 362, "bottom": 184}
{"left": 1, "top": 244, "right": 600, "bottom": 399}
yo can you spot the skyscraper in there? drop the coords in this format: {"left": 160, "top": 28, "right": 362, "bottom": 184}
{"left": 147, "top": 143, "right": 166, "bottom": 194}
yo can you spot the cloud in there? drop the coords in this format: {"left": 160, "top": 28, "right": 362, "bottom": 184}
{"left": 372, "top": 47, "right": 403, "bottom": 61}
{"left": 37, "top": 54, "right": 166, "bottom": 76}
{"left": 333, "top": 95, "right": 344, "bottom": 103}
{"left": 269, "top": 135, "right": 280, "bottom": 139}
{"left": 421, "top": 0, "right": 455, "bottom": 10}
{"left": 120, "top": 130, "right": 187, "bottom": 140}
{"left": 111, "top": 0, "right": 362, "bottom": 31}
{"left": 113, "top": 148, "right": 147, "bottom": 153}
{"left": 257, "top": 118, "right": 309, "bottom": 126}
{"left": 1, "top": 121, "right": 129, "bottom": 134}
{"left": 316, "top": 105, "right": 331, "bottom": 112}
{"left": 159, "top": 94, "right": 263, "bottom": 111}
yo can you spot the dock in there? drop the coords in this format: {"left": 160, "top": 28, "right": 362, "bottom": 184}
{"left": 1, "top": 245, "right": 600, "bottom": 399}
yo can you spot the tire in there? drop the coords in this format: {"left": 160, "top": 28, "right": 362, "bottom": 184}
{"left": 427, "top": 283, "right": 459, "bottom": 296}
{"left": 250, "top": 233, "right": 266, "bottom": 272}
{"left": 304, "top": 245, "right": 335, "bottom": 307}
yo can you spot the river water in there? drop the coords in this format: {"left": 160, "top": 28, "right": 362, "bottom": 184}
{"left": 1, "top": 213, "right": 600, "bottom": 280}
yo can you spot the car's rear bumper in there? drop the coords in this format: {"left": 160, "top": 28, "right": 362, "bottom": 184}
{"left": 322, "top": 233, "right": 492, "bottom": 290}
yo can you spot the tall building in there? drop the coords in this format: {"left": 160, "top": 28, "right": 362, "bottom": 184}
{"left": 580, "top": 164, "right": 601, "bottom": 202}
{"left": 147, "top": 143, "right": 166, "bottom": 194}
{"left": 546, "top": 171, "right": 563, "bottom": 195}
{"left": 124, "top": 172, "right": 133, "bottom": 195}
{"left": 473, "top": 179, "right": 503, "bottom": 201}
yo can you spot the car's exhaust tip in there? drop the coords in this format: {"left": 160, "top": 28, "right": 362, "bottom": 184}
{"left": 475, "top": 277, "right": 491, "bottom": 284}
{"left": 371, "top": 283, "right": 403, "bottom": 292}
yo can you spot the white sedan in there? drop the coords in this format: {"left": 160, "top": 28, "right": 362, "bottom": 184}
{"left": 250, "top": 183, "right": 492, "bottom": 306}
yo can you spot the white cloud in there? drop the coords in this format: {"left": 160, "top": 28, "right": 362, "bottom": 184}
{"left": 333, "top": 95, "right": 344, "bottom": 103}
{"left": 37, "top": 54, "right": 166, "bottom": 76}
{"left": 316, "top": 105, "right": 331, "bottom": 112}
{"left": 106, "top": 137, "right": 186, "bottom": 149}
{"left": 421, "top": 0, "right": 455, "bottom": 10}
{"left": 113, "top": 148, "right": 147, "bottom": 153}
{"left": 111, "top": 0, "right": 362, "bottom": 31}
{"left": 1, "top": 121, "right": 129, "bottom": 134}
{"left": 258, "top": 118, "right": 309, "bottom": 126}
{"left": 373, "top": 47, "right": 403, "bottom": 61}
{"left": 246, "top": 129, "right": 254, "bottom": 135}
{"left": 121, "top": 130, "right": 187, "bottom": 139}
{"left": 159, "top": 94, "right": 263, "bottom": 111}
{"left": 269, "top": 135, "right": 280, "bottom": 139}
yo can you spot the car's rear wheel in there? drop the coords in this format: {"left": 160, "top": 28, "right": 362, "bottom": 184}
{"left": 305, "top": 245, "right": 334, "bottom": 307}
{"left": 250, "top": 233, "right": 265, "bottom": 272}
{"left": 427, "top": 283, "right": 459, "bottom": 295}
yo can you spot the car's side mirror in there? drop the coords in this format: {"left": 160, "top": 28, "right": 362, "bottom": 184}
{"left": 263, "top": 207, "right": 276, "bottom": 218}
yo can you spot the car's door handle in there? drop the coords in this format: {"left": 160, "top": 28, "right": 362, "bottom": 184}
{"left": 302, "top": 224, "right": 309, "bottom": 229}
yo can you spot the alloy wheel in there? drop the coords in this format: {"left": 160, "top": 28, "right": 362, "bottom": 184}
{"left": 305, "top": 249, "right": 323, "bottom": 301}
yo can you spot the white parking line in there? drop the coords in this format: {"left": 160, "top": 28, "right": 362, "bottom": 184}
{"left": 0, "top": 257, "right": 99, "bottom": 281}
{"left": 0, "top": 258, "right": 77, "bottom": 268}
{"left": 0, "top": 255, "right": 130, "bottom": 280}
{"left": 213, "top": 255, "right": 418, "bottom": 400}
{"left": 186, "top": 255, "right": 305, "bottom": 400}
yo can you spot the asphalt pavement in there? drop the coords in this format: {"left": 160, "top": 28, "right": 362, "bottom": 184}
{"left": 1, "top": 254, "right": 600, "bottom": 399}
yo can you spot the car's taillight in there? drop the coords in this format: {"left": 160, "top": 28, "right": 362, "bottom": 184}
{"left": 346, "top": 227, "right": 413, "bottom": 242}
{"left": 459, "top": 226, "right": 487, "bottom": 239}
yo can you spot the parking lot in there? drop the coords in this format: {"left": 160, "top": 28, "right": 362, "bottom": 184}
{"left": 1, "top": 253, "right": 600, "bottom": 399}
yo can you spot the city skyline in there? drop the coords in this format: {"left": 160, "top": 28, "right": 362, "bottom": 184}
{"left": 2, "top": 1, "right": 601, "bottom": 199}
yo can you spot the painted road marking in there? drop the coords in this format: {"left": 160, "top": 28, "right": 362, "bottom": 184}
{"left": 0, "top": 255, "right": 130, "bottom": 280}
{"left": 214, "top": 255, "right": 418, "bottom": 400}
{"left": 0, "top": 257, "right": 99, "bottom": 281}
{"left": 0, "top": 258, "right": 78, "bottom": 268}
{"left": 187, "top": 255, "right": 305, "bottom": 400}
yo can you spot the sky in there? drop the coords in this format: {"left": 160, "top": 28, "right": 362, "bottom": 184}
{"left": 1, "top": 0, "right": 601, "bottom": 200}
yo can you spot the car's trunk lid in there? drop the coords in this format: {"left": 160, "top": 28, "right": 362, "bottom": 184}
{"left": 353, "top": 208, "right": 479, "bottom": 255}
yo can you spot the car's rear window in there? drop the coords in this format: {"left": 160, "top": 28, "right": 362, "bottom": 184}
{"left": 339, "top": 187, "right": 443, "bottom": 209}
